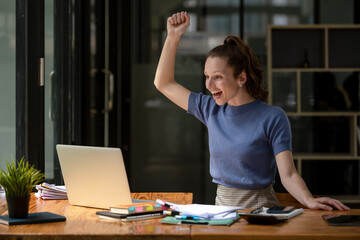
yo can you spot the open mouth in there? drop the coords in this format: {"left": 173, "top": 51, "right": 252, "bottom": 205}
{"left": 212, "top": 91, "right": 222, "bottom": 99}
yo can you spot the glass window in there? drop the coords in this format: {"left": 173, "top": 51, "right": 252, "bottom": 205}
{"left": 131, "top": 0, "right": 242, "bottom": 203}
{"left": 130, "top": 0, "right": 318, "bottom": 203}
{"left": 0, "top": 1, "right": 15, "bottom": 169}
{"left": 244, "top": 0, "right": 314, "bottom": 80}
{"left": 44, "top": 0, "right": 54, "bottom": 180}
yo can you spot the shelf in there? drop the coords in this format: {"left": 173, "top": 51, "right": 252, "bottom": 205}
{"left": 302, "top": 160, "right": 359, "bottom": 195}
{"left": 329, "top": 28, "right": 360, "bottom": 68}
{"left": 289, "top": 116, "right": 354, "bottom": 155}
{"left": 272, "top": 70, "right": 360, "bottom": 113}
{"left": 326, "top": 195, "right": 360, "bottom": 204}
{"left": 293, "top": 154, "right": 360, "bottom": 160}
{"left": 271, "top": 28, "right": 325, "bottom": 68}
{"left": 286, "top": 112, "right": 360, "bottom": 116}
{"left": 300, "top": 71, "right": 360, "bottom": 112}
{"left": 269, "top": 25, "right": 360, "bottom": 69}
{"left": 272, "top": 68, "right": 360, "bottom": 72}
{"left": 268, "top": 24, "right": 360, "bottom": 197}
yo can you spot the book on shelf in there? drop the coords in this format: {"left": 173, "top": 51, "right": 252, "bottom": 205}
{"left": 109, "top": 202, "right": 163, "bottom": 214}
{"left": 96, "top": 210, "right": 164, "bottom": 222}
{"left": 0, "top": 212, "right": 66, "bottom": 226}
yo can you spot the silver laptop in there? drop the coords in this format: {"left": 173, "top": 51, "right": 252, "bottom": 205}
{"left": 56, "top": 144, "right": 133, "bottom": 209}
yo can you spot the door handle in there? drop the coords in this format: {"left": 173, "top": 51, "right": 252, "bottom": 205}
{"left": 39, "top": 58, "right": 45, "bottom": 86}
{"left": 49, "top": 70, "right": 55, "bottom": 122}
{"left": 90, "top": 68, "right": 114, "bottom": 114}
{"left": 102, "top": 69, "right": 114, "bottom": 113}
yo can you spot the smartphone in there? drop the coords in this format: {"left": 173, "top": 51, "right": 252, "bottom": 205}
{"left": 322, "top": 215, "right": 360, "bottom": 226}
{"left": 266, "top": 206, "right": 295, "bottom": 214}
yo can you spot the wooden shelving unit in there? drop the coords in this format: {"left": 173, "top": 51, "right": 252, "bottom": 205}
{"left": 267, "top": 25, "right": 360, "bottom": 204}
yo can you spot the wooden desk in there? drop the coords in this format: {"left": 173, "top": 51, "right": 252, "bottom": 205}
{"left": 0, "top": 193, "right": 193, "bottom": 240}
{"left": 192, "top": 209, "right": 360, "bottom": 240}
{"left": 276, "top": 192, "right": 305, "bottom": 208}
{"left": 1, "top": 193, "right": 360, "bottom": 240}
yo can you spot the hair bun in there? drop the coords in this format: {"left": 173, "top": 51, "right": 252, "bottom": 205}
{"left": 224, "top": 37, "right": 237, "bottom": 47}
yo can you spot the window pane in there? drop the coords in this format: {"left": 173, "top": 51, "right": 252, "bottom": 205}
{"left": 244, "top": 0, "right": 314, "bottom": 98}
{"left": 131, "top": 0, "right": 236, "bottom": 203}
{"left": 44, "top": 0, "right": 54, "bottom": 180}
{"left": 0, "top": 1, "right": 15, "bottom": 168}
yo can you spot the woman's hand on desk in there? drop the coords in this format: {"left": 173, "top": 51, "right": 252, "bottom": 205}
{"left": 306, "top": 196, "right": 350, "bottom": 211}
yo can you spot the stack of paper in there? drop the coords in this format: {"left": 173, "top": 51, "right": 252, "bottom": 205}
{"left": 171, "top": 203, "right": 243, "bottom": 220}
{"left": 158, "top": 200, "right": 243, "bottom": 220}
{"left": 35, "top": 182, "right": 67, "bottom": 200}
{"left": 158, "top": 200, "right": 243, "bottom": 226}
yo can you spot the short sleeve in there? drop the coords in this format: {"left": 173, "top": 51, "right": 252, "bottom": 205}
{"left": 187, "top": 92, "right": 213, "bottom": 126}
{"left": 267, "top": 107, "right": 293, "bottom": 156}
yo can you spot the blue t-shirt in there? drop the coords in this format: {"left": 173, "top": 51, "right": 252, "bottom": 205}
{"left": 187, "top": 92, "right": 292, "bottom": 190}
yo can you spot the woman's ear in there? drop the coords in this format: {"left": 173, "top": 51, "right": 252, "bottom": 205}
{"left": 237, "top": 71, "right": 247, "bottom": 85}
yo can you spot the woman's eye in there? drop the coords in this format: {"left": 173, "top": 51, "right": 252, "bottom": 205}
{"left": 215, "top": 75, "right": 222, "bottom": 79}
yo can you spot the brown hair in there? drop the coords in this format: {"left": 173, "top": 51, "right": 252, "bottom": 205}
{"left": 207, "top": 36, "right": 268, "bottom": 101}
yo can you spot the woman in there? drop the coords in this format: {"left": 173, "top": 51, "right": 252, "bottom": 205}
{"left": 154, "top": 11, "right": 349, "bottom": 210}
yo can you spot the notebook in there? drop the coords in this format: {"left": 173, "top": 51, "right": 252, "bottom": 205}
{"left": 56, "top": 144, "right": 133, "bottom": 209}
{"left": 0, "top": 212, "right": 66, "bottom": 225}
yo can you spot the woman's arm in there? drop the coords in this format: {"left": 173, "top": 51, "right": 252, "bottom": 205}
{"left": 154, "top": 11, "right": 191, "bottom": 111}
{"left": 276, "top": 150, "right": 350, "bottom": 211}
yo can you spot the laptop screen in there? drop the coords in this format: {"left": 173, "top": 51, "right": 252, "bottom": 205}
{"left": 56, "top": 144, "right": 133, "bottom": 209}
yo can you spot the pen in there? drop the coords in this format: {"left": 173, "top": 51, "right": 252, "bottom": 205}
{"left": 251, "top": 207, "right": 264, "bottom": 214}
{"left": 175, "top": 215, "right": 200, "bottom": 220}
{"left": 163, "top": 210, "right": 182, "bottom": 216}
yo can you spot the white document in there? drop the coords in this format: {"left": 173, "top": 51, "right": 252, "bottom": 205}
{"left": 35, "top": 182, "right": 68, "bottom": 200}
{"left": 169, "top": 203, "right": 243, "bottom": 219}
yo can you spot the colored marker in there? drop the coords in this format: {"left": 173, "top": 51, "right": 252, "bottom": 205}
{"left": 175, "top": 215, "right": 200, "bottom": 220}
{"left": 163, "top": 210, "right": 182, "bottom": 216}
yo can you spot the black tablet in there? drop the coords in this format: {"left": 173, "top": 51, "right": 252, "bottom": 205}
{"left": 322, "top": 215, "right": 360, "bottom": 226}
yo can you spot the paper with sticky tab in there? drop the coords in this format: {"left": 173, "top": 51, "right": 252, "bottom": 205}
{"left": 157, "top": 200, "right": 243, "bottom": 220}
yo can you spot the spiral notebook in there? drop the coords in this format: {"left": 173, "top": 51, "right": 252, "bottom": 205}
{"left": 96, "top": 211, "right": 164, "bottom": 222}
